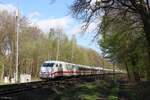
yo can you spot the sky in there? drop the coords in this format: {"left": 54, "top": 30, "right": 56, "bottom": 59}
{"left": 0, "top": 0, "right": 101, "bottom": 53}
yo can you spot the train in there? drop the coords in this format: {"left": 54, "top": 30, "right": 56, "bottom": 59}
{"left": 39, "top": 60, "right": 122, "bottom": 79}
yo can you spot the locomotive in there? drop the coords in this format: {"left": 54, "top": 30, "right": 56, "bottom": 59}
{"left": 39, "top": 60, "right": 120, "bottom": 79}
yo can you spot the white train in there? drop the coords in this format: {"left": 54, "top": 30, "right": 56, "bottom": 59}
{"left": 39, "top": 60, "right": 121, "bottom": 79}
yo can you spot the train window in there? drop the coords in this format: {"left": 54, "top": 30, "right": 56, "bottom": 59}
{"left": 67, "top": 64, "right": 70, "bottom": 70}
{"left": 75, "top": 66, "right": 79, "bottom": 70}
{"left": 66, "top": 64, "right": 72, "bottom": 70}
{"left": 42, "top": 63, "right": 54, "bottom": 67}
{"left": 56, "top": 64, "right": 58, "bottom": 67}
{"left": 60, "top": 64, "right": 62, "bottom": 68}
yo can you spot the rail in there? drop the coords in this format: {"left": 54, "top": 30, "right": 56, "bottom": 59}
{"left": 0, "top": 73, "right": 123, "bottom": 96}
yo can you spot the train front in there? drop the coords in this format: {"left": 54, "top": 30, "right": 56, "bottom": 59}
{"left": 39, "top": 61, "right": 54, "bottom": 79}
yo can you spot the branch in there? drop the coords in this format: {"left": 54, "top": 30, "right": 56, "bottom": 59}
{"left": 146, "top": 0, "right": 150, "bottom": 10}
{"left": 117, "top": 0, "right": 137, "bottom": 11}
{"left": 129, "top": 0, "right": 139, "bottom": 9}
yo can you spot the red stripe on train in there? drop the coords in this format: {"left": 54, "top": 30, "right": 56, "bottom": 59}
{"left": 49, "top": 70, "right": 93, "bottom": 77}
{"left": 49, "top": 71, "right": 81, "bottom": 77}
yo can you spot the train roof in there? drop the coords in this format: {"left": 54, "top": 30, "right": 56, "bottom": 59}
{"left": 43, "top": 60, "right": 103, "bottom": 69}
{"left": 44, "top": 60, "right": 65, "bottom": 63}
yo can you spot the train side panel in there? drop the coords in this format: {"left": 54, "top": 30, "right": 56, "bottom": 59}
{"left": 40, "top": 60, "right": 121, "bottom": 80}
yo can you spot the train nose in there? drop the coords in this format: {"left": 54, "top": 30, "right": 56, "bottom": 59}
{"left": 40, "top": 67, "right": 50, "bottom": 78}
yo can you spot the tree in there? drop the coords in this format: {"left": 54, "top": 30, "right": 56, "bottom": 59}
{"left": 99, "top": 13, "right": 148, "bottom": 81}
{"left": 0, "top": 8, "right": 113, "bottom": 78}
{"left": 71, "top": 0, "right": 150, "bottom": 79}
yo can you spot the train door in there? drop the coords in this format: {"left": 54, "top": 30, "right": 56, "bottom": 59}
{"left": 53, "top": 63, "right": 63, "bottom": 77}
{"left": 58, "top": 63, "right": 63, "bottom": 77}
{"left": 73, "top": 65, "right": 79, "bottom": 76}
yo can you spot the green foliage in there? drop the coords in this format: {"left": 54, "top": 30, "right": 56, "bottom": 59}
{"left": 108, "top": 96, "right": 118, "bottom": 100}
{"left": 54, "top": 80, "right": 113, "bottom": 100}
{"left": 99, "top": 11, "right": 149, "bottom": 81}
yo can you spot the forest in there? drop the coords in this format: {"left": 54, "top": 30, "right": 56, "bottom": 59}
{"left": 0, "top": 10, "right": 112, "bottom": 79}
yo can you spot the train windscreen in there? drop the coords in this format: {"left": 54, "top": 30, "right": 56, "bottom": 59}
{"left": 42, "top": 63, "right": 54, "bottom": 67}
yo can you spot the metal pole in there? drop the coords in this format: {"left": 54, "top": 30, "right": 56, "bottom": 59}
{"left": 102, "top": 54, "right": 105, "bottom": 78}
{"left": 56, "top": 32, "right": 60, "bottom": 61}
{"left": 71, "top": 34, "right": 75, "bottom": 62}
{"left": 15, "top": 1, "right": 20, "bottom": 83}
{"left": 0, "top": 63, "right": 4, "bottom": 80}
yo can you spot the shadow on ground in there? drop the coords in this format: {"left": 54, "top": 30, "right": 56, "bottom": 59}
{"left": 0, "top": 79, "right": 116, "bottom": 100}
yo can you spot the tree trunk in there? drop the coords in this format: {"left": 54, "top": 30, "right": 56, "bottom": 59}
{"left": 137, "top": 5, "right": 150, "bottom": 80}
{"left": 130, "top": 55, "right": 141, "bottom": 82}
{"left": 124, "top": 62, "right": 131, "bottom": 81}
{"left": 142, "top": 19, "right": 150, "bottom": 80}
{"left": 133, "top": 70, "right": 141, "bottom": 82}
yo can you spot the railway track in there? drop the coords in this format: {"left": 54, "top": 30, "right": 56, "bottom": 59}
{"left": 0, "top": 73, "right": 123, "bottom": 97}
{"left": 0, "top": 80, "right": 48, "bottom": 95}
{"left": 0, "top": 77, "right": 82, "bottom": 96}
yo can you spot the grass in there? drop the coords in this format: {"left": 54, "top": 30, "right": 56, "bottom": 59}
{"left": 51, "top": 80, "right": 116, "bottom": 100}
{"left": 0, "top": 79, "right": 6, "bottom": 85}
{"left": 2, "top": 76, "right": 144, "bottom": 100}
{"left": 108, "top": 85, "right": 119, "bottom": 100}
